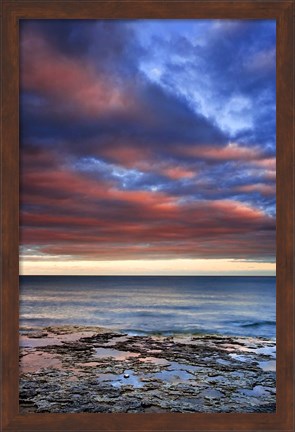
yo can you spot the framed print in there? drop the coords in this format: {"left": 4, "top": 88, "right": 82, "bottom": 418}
{"left": 1, "top": 1, "right": 294, "bottom": 431}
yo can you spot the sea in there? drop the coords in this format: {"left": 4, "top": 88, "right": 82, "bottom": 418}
{"left": 19, "top": 276, "right": 276, "bottom": 339}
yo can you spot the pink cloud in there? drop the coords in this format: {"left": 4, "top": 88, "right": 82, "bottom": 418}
{"left": 99, "top": 145, "right": 152, "bottom": 168}
{"left": 21, "top": 29, "right": 137, "bottom": 117}
{"left": 237, "top": 184, "right": 276, "bottom": 196}
{"left": 159, "top": 165, "right": 196, "bottom": 180}
{"left": 23, "top": 169, "right": 109, "bottom": 201}
{"left": 21, "top": 171, "right": 275, "bottom": 261}
{"left": 253, "top": 157, "right": 276, "bottom": 170}
{"left": 178, "top": 142, "right": 264, "bottom": 162}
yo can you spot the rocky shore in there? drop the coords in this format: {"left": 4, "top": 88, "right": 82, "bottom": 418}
{"left": 19, "top": 326, "right": 276, "bottom": 413}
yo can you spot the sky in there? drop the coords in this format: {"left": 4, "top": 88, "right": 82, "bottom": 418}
{"left": 19, "top": 19, "right": 276, "bottom": 276}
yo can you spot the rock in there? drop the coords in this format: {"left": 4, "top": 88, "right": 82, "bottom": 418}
{"left": 30, "top": 331, "right": 47, "bottom": 338}
{"left": 19, "top": 327, "right": 276, "bottom": 414}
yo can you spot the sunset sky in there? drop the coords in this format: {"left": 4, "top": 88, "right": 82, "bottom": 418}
{"left": 19, "top": 19, "right": 276, "bottom": 275}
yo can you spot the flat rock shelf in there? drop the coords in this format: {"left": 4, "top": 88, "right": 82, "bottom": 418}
{"left": 19, "top": 326, "right": 276, "bottom": 413}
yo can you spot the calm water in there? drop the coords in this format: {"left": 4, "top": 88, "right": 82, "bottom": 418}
{"left": 19, "top": 276, "right": 276, "bottom": 338}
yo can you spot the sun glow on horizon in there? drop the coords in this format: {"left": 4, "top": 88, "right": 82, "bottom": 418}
{"left": 20, "top": 257, "right": 275, "bottom": 276}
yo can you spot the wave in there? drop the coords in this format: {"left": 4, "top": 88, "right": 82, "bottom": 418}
{"left": 239, "top": 320, "right": 276, "bottom": 328}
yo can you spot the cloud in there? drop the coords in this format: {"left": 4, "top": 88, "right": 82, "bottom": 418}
{"left": 19, "top": 20, "right": 276, "bottom": 267}
{"left": 20, "top": 27, "right": 138, "bottom": 119}
{"left": 20, "top": 156, "right": 275, "bottom": 261}
{"left": 141, "top": 20, "right": 276, "bottom": 149}
{"left": 177, "top": 142, "right": 266, "bottom": 162}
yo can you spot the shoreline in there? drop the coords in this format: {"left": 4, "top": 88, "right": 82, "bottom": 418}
{"left": 20, "top": 324, "right": 277, "bottom": 339}
{"left": 20, "top": 325, "right": 276, "bottom": 413}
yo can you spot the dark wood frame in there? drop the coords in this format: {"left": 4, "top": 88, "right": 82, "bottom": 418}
{"left": 1, "top": 1, "right": 294, "bottom": 431}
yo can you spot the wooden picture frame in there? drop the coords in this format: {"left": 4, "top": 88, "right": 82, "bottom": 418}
{"left": 1, "top": 1, "right": 294, "bottom": 431}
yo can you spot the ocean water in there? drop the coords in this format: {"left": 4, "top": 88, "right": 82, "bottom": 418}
{"left": 19, "top": 276, "right": 276, "bottom": 338}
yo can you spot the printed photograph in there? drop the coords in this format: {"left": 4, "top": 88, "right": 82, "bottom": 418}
{"left": 19, "top": 19, "right": 276, "bottom": 413}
